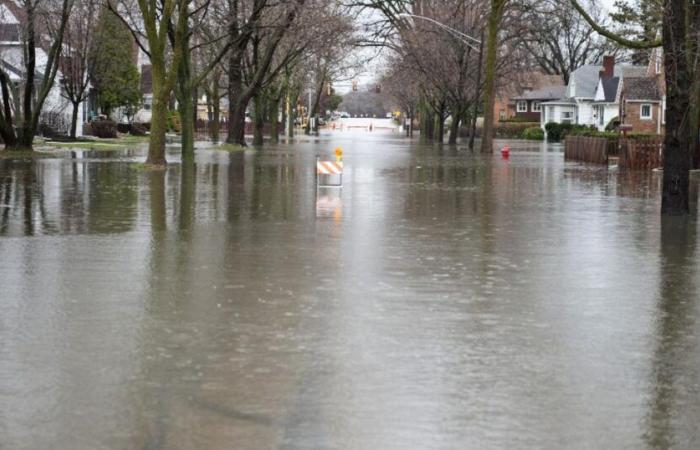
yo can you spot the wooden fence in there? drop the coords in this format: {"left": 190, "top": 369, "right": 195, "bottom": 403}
{"left": 564, "top": 136, "right": 615, "bottom": 164}
{"left": 618, "top": 138, "right": 664, "bottom": 170}
{"left": 564, "top": 135, "right": 664, "bottom": 170}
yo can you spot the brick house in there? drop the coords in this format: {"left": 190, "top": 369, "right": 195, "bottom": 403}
{"left": 618, "top": 50, "right": 665, "bottom": 135}
{"left": 493, "top": 72, "right": 563, "bottom": 122}
{"left": 510, "top": 85, "right": 566, "bottom": 122}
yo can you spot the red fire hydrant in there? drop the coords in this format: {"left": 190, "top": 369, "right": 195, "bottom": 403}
{"left": 501, "top": 145, "right": 510, "bottom": 159}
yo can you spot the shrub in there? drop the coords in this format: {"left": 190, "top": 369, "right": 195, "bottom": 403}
{"left": 626, "top": 132, "right": 661, "bottom": 140}
{"left": 605, "top": 116, "right": 620, "bottom": 132}
{"left": 500, "top": 116, "right": 533, "bottom": 123}
{"left": 568, "top": 127, "right": 616, "bottom": 139}
{"left": 91, "top": 120, "right": 118, "bottom": 138}
{"left": 493, "top": 122, "right": 540, "bottom": 138}
{"left": 522, "top": 126, "right": 544, "bottom": 141}
{"left": 544, "top": 123, "right": 596, "bottom": 141}
{"left": 116, "top": 123, "right": 148, "bottom": 136}
{"left": 131, "top": 123, "right": 148, "bottom": 136}
{"left": 167, "top": 111, "right": 181, "bottom": 133}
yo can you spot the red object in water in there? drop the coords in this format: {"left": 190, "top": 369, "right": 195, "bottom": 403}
{"left": 501, "top": 145, "right": 510, "bottom": 158}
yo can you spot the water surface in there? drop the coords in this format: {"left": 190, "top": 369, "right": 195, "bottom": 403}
{"left": 1, "top": 133, "right": 699, "bottom": 449}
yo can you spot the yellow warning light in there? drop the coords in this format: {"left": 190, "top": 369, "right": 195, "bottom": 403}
{"left": 334, "top": 147, "right": 343, "bottom": 161}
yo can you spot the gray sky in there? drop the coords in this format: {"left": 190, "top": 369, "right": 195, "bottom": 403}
{"left": 600, "top": 0, "right": 616, "bottom": 11}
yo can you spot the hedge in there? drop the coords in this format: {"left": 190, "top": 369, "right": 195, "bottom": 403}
{"left": 522, "top": 126, "right": 544, "bottom": 141}
{"left": 494, "top": 122, "right": 541, "bottom": 138}
{"left": 90, "top": 120, "right": 118, "bottom": 138}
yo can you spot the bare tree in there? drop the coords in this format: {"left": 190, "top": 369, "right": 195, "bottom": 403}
{"left": 0, "top": 0, "right": 74, "bottom": 150}
{"left": 60, "top": 0, "right": 99, "bottom": 139}
{"left": 514, "top": 0, "right": 618, "bottom": 84}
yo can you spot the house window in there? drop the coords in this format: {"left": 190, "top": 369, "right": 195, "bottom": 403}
{"left": 599, "top": 106, "right": 605, "bottom": 126}
{"left": 655, "top": 59, "right": 662, "bottom": 75}
{"left": 532, "top": 102, "right": 541, "bottom": 112}
{"left": 562, "top": 111, "right": 573, "bottom": 124}
{"left": 499, "top": 110, "right": 506, "bottom": 120}
{"left": 517, "top": 101, "right": 527, "bottom": 113}
{"left": 640, "top": 103, "right": 652, "bottom": 120}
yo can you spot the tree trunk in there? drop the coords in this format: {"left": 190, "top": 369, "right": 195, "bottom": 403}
{"left": 420, "top": 100, "right": 433, "bottom": 142}
{"left": 212, "top": 102, "right": 220, "bottom": 142}
{"left": 469, "top": 106, "right": 479, "bottom": 151}
{"left": 270, "top": 94, "right": 280, "bottom": 143}
{"left": 70, "top": 100, "right": 80, "bottom": 139}
{"left": 470, "top": 30, "right": 485, "bottom": 151}
{"left": 227, "top": 49, "right": 246, "bottom": 146}
{"left": 147, "top": 89, "right": 168, "bottom": 166}
{"left": 228, "top": 100, "right": 247, "bottom": 146}
{"left": 253, "top": 93, "right": 265, "bottom": 146}
{"left": 480, "top": 0, "right": 506, "bottom": 153}
{"left": 176, "top": 32, "right": 195, "bottom": 163}
{"left": 661, "top": 0, "right": 691, "bottom": 215}
{"left": 436, "top": 114, "right": 445, "bottom": 144}
{"left": 179, "top": 93, "right": 195, "bottom": 162}
{"left": 286, "top": 87, "right": 295, "bottom": 138}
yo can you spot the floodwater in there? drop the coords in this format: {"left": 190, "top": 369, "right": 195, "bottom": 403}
{"left": 1, "top": 130, "right": 700, "bottom": 449}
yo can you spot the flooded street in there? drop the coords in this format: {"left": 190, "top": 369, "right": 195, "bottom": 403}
{"left": 1, "top": 131, "right": 700, "bottom": 449}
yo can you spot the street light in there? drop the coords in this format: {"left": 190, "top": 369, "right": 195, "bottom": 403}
{"left": 398, "top": 13, "right": 481, "bottom": 52}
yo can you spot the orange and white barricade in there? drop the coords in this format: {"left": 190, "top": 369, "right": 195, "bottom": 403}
{"left": 316, "top": 159, "right": 343, "bottom": 187}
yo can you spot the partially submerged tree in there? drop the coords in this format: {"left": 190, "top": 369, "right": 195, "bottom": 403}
{"left": 479, "top": 0, "right": 508, "bottom": 153}
{"left": 108, "top": 0, "right": 188, "bottom": 166}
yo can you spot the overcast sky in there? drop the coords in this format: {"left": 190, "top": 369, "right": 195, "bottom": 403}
{"left": 600, "top": 0, "right": 616, "bottom": 10}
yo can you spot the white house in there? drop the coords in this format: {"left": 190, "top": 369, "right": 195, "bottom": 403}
{"left": 541, "top": 56, "right": 646, "bottom": 133}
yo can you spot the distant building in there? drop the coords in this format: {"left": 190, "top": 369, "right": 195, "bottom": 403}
{"left": 510, "top": 85, "right": 566, "bottom": 122}
{"left": 494, "top": 72, "right": 563, "bottom": 122}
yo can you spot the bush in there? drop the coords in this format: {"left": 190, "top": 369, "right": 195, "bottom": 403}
{"left": 494, "top": 122, "right": 540, "bottom": 138}
{"left": 568, "top": 127, "right": 617, "bottom": 139}
{"left": 522, "top": 126, "right": 544, "bottom": 141}
{"left": 167, "top": 111, "right": 181, "bottom": 133}
{"left": 131, "top": 123, "right": 148, "bottom": 136}
{"left": 90, "top": 120, "right": 118, "bottom": 138}
{"left": 499, "top": 116, "right": 533, "bottom": 123}
{"left": 116, "top": 123, "right": 148, "bottom": 136}
{"left": 605, "top": 116, "right": 620, "bottom": 132}
{"left": 544, "top": 123, "right": 596, "bottom": 141}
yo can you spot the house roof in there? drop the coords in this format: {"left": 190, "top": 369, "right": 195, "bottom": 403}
{"left": 541, "top": 97, "right": 577, "bottom": 106}
{"left": 596, "top": 76, "right": 620, "bottom": 103}
{"left": 570, "top": 64, "right": 647, "bottom": 99}
{"left": 499, "top": 71, "right": 564, "bottom": 103}
{"left": 623, "top": 77, "right": 661, "bottom": 101}
{"left": 512, "top": 85, "right": 566, "bottom": 101}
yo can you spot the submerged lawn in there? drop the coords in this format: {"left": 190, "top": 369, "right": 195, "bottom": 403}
{"left": 47, "top": 135, "right": 150, "bottom": 150}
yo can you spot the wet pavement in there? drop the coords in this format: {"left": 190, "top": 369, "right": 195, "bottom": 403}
{"left": 1, "top": 132, "right": 699, "bottom": 449}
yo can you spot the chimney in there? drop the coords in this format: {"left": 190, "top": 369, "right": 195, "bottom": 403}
{"left": 600, "top": 55, "right": 615, "bottom": 78}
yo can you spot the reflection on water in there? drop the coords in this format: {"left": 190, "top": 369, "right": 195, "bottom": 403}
{"left": 1, "top": 137, "right": 700, "bottom": 449}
